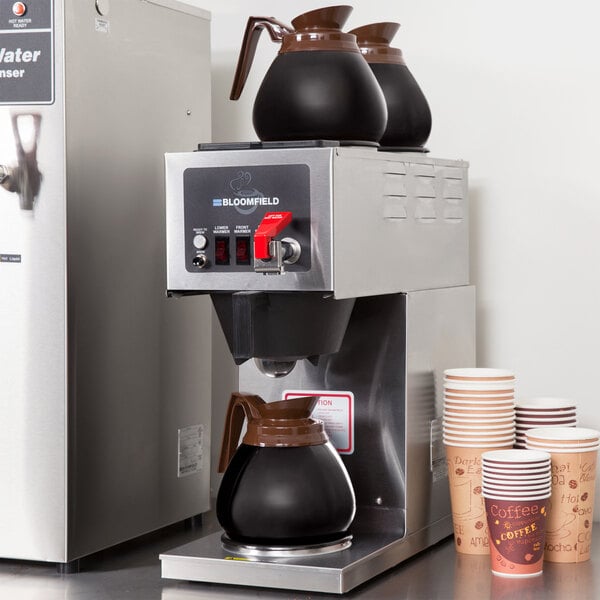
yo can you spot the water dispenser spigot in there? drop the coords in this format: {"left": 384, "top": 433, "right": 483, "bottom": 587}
{"left": 0, "top": 113, "right": 43, "bottom": 210}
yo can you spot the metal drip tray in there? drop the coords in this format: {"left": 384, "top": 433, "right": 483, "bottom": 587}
{"left": 221, "top": 533, "right": 353, "bottom": 558}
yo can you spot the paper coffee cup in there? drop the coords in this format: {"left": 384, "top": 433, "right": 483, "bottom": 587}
{"left": 445, "top": 445, "right": 490, "bottom": 554}
{"left": 485, "top": 496, "right": 549, "bottom": 577}
{"left": 542, "top": 448, "right": 598, "bottom": 563}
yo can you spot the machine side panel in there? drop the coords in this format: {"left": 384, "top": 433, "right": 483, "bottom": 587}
{"left": 333, "top": 150, "right": 469, "bottom": 298}
{"left": 404, "top": 286, "right": 476, "bottom": 534}
{"left": 64, "top": 0, "right": 212, "bottom": 559}
{"left": 0, "top": 0, "right": 68, "bottom": 561}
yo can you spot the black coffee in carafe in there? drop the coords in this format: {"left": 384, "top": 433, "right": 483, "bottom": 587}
{"left": 350, "top": 22, "right": 432, "bottom": 149}
{"left": 230, "top": 5, "right": 387, "bottom": 144}
{"left": 217, "top": 393, "right": 356, "bottom": 545}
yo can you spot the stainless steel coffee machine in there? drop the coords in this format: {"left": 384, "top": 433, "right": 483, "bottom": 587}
{"left": 160, "top": 142, "right": 475, "bottom": 594}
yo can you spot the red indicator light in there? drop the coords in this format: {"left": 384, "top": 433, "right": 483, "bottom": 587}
{"left": 235, "top": 237, "right": 251, "bottom": 265}
{"left": 13, "top": 2, "right": 27, "bottom": 17}
{"left": 215, "top": 237, "right": 230, "bottom": 265}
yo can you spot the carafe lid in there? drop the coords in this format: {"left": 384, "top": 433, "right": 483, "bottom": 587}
{"left": 218, "top": 393, "right": 328, "bottom": 472}
{"left": 349, "top": 22, "right": 406, "bottom": 65}
{"left": 230, "top": 5, "right": 359, "bottom": 101}
{"left": 282, "top": 5, "right": 358, "bottom": 53}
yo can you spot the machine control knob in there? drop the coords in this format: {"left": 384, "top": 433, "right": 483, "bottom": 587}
{"left": 192, "top": 234, "right": 208, "bottom": 250}
{"left": 254, "top": 211, "right": 293, "bottom": 260}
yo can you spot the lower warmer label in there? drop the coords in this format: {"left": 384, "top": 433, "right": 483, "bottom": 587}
{"left": 284, "top": 390, "right": 354, "bottom": 454}
{"left": 177, "top": 424, "right": 204, "bottom": 477}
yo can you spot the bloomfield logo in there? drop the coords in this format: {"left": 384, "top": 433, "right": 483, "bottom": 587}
{"left": 211, "top": 170, "right": 280, "bottom": 215}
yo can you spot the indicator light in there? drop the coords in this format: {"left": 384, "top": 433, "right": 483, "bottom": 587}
{"left": 12, "top": 2, "right": 27, "bottom": 17}
{"left": 235, "top": 236, "right": 251, "bottom": 265}
{"left": 215, "top": 237, "right": 230, "bottom": 265}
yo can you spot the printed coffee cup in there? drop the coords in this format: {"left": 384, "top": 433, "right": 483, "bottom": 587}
{"left": 446, "top": 445, "right": 490, "bottom": 554}
{"left": 485, "top": 495, "right": 549, "bottom": 577}
{"left": 542, "top": 448, "right": 598, "bottom": 563}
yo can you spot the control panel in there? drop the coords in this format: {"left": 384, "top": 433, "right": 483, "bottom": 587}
{"left": 0, "top": 0, "right": 54, "bottom": 105}
{"left": 183, "top": 164, "right": 312, "bottom": 274}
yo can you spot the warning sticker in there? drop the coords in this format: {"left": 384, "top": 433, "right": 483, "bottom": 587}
{"left": 284, "top": 390, "right": 354, "bottom": 455}
{"left": 177, "top": 424, "right": 204, "bottom": 477}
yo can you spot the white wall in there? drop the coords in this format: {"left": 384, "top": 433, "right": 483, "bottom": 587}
{"left": 184, "top": 0, "right": 600, "bottom": 517}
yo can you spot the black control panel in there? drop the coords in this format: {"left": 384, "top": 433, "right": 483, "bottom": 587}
{"left": 183, "top": 164, "right": 312, "bottom": 273}
{"left": 0, "top": 0, "right": 54, "bottom": 105}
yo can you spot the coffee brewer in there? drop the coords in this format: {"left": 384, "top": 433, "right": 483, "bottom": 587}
{"left": 160, "top": 141, "right": 475, "bottom": 594}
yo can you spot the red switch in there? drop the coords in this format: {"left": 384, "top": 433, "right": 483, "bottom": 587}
{"left": 253, "top": 212, "right": 293, "bottom": 260}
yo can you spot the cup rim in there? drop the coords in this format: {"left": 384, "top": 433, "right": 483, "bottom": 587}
{"left": 444, "top": 432, "right": 516, "bottom": 441}
{"left": 482, "top": 472, "right": 551, "bottom": 481}
{"left": 516, "top": 408, "right": 577, "bottom": 416}
{"left": 444, "top": 397, "right": 515, "bottom": 405}
{"left": 443, "top": 422, "right": 516, "bottom": 430}
{"left": 525, "top": 443, "right": 600, "bottom": 453}
{"left": 445, "top": 392, "right": 515, "bottom": 400}
{"left": 482, "top": 449, "right": 551, "bottom": 463}
{"left": 444, "top": 368, "right": 515, "bottom": 380}
{"left": 483, "top": 465, "right": 551, "bottom": 475}
{"left": 444, "top": 435, "right": 515, "bottom": 444}
{"left": 526, "top": 437, "right": 599, "bottom": 447}
{"left": 444, "top": 440, "right": 515, "bottom": 448}
{"left": 483, "top": 492, "right": 551, "bottom": 501}
{"left": 445, "top": 416, "right": 515, "bottom": 425}
{"left": 516, "top": 418, "right": 578, "bottom": 425}
{"left": 525, "top": 427, "right": 600, "bottom": 442}
{"left": 482, "top": 487, "right": 551, "bottom": 497}
{"left": 482, "top": 482, "right": 552, "bottom": 491}
{"left": 444, "top": 385, "right": 515, "bottom": 394}
{"left": 515, "top": 397, "right": 577, "bottom": 410}
{"left": 444, "top": 406, "right": 515, "bottom": 419}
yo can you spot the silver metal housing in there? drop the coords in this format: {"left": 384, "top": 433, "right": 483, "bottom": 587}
{"left": 166, "top": 147, "right": 469, "bottom": 297}
{"left": 0, "top": 0, "right": 212, "bottom": 563}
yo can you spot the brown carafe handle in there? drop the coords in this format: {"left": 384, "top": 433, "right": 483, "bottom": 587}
{"left": 230, "top": 16, "right": 292, "bottom": 101}
{"left": 217, "top": 392, "right": 266, "bottom": 472}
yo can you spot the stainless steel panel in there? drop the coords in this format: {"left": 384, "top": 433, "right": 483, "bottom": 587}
{"left": 0, "top": 0, "right": 68, "bottom": 562}
{"left": 64, "top": 0, "right": 212, "bottom": 560}
{"left": 166, "top": 147, "right": 468, "bottom": 297}
{"left": 332, "top": 149, "right": 469, "bottom": 298}
{"left": 0, "top": 0, "right": 214, "bottom": 563}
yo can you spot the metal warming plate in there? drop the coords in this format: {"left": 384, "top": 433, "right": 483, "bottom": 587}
{"left": 160, "top": 516, "right": 453, "bottom": 594}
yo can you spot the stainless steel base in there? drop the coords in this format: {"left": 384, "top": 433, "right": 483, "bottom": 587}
{"left": 159, "top": 516, "right": 453, "bottom": 594}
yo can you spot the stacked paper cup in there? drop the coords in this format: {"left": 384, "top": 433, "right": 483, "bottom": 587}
{"left": 443, "top": 368, "right": 516, "bottom": 554}
{"left": 514, "top": 397, "right": 577, "bottom": 449}
{"left": 482, "top": 450, "right": 551, "bottom": 577}
{"left": 525, "top": 427, "right": 600, "bottom": 563}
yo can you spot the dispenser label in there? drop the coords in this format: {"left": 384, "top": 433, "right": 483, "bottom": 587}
{"left": 0, "top": 0, "right": 54, "bottom": 105}
{"left": 284, "top": 390, "right": 354, "bottom": 455}
{"left": 177, "top": 424, "right": 204, "bottom": 477}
